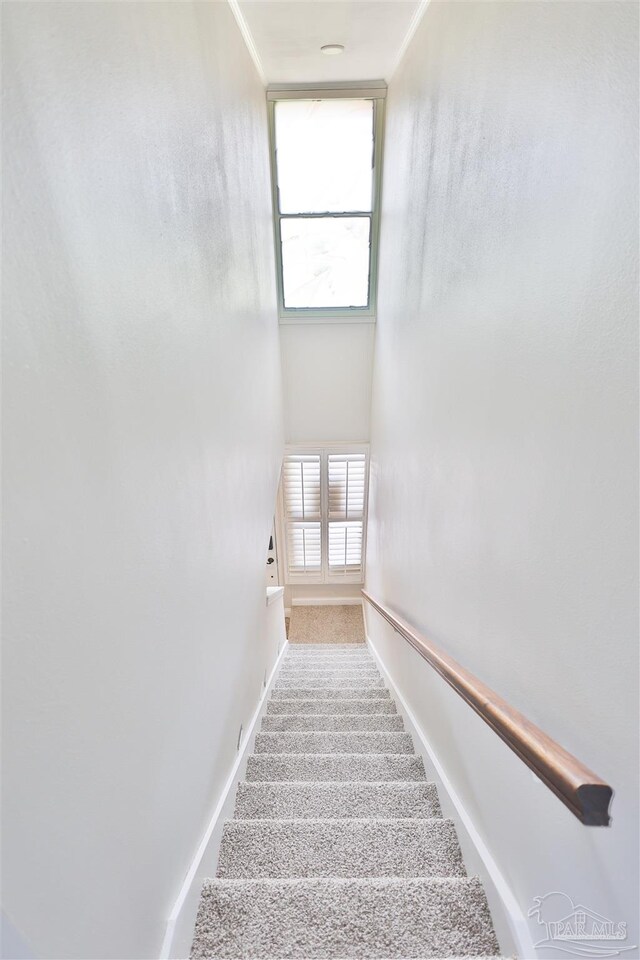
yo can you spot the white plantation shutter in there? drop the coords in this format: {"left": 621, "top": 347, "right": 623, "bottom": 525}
{"left": 283, "top": 455, "right": 322, "bottom": 574}
{"left": 282, "top": 455, "right": 321, "bottom": 520}
{"left": 286, "top": 524, "right": 322, "bottom": 572}
{"left": 328, "top": 454, "right": 366, "bottom": 520}
{"left": 327, "top": 454, "right": 366, "bottom": 574}
{"left": 328, "top": 521, "right": 364, "bottom": 571}
{"left": 280, "top": 449, "right": 368, "bottom": 581}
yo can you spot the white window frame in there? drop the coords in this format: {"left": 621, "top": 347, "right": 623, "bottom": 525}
{"left": 267, "top": 83, "right": 386, "bottom": 325}
{"left": 277, "top": 442, "right": 370, "bottom": 585}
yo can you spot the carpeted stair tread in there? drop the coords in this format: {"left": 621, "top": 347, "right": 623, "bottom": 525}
{"left": 282, "top": 654, "right": 375, "bottom": 663}
{"left": 246, "top": 754, "right": 427, "bottom": 782}
{"left": 276, "top": 676, "right": 386, "bottom": 689}
{"left": 283, "top": 646, "right": 375, "bottom": 663}
{"left": 282, "top": 657, "right": 374, "bottom": 663}
{"left": 217, "top": 818, "right": 465, "bottom": 879}
{"left": 286, "top": 644, "right": 368, "bottom": 651}
{"left": 278, "top": 674, "right": 382, "bottom": 684}
{"left": 254, "top": 731, "right": 414, "bottom": 755}
{"left": 272, "top": 687, "right": 390, "bottom": 700}
{"left": 261, "top": 714, "right": 405, "bottom": 732}
{"left": 190, "top": 876, "right": 501, "bottom": 959}
{"left": 284, "top": 652, "right": 370, "bottom": 658}
{"left": 280, "top": 669, "right": 379, "bottom": 678}
{"left": 282, "top": 650, "right": 374, "bottom": 659}
{"left": 281, "top": 657, "right": 380, "bottom": 673}
{"left": 233, "top": 782, "right": 442, "bottom": 820}
{"left": 285, "top": 650, "right": 369, "bottom": 656}
{"left": 267, "top": 698, "right": 398, "bottom": 715}
{"left": 279, "top": 668, "right": 381, "bottom": 679}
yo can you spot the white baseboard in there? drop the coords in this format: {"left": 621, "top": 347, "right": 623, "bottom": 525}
{"left": 291, "top": 597, "right": 363, "bottom": 606}
{"left": 158, "top": 638, "right": 289, "bottom": 960}
{"left": 366, "top": 631, "right": 534, "bottom": 960}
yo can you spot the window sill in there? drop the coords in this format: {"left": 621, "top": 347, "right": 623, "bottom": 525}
{"left": 279, "top": 314, "right": 376, "bottom": 325}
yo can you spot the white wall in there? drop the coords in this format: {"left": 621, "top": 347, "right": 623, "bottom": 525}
{"left": 168, "top": 589, "right": 288, "bottom": 958}
{"left": 278, "top": 323, "right": 374, "bottom": 601}
{"left": 367, "top": 1, "right": 638, "bottom": 955}
{"left": 285, "top": 584, "right": 364, "bottom": 610}
{"left": 280, "top": 323, "right": 374, "bottom": 443}
{"left": 1, "top": 4, "right": 283, "bottom": 958}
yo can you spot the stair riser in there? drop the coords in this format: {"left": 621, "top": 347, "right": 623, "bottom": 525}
{"left": 233, "top": 782, "right": 442, "bottom": 820}
{"left": 285, "top": 652, "right": 369, "bottom": 657}
{"left": 276, "top": 678, "right": 386, "bottom": 689}
{"left": 261, "top": 715, "right": 405, "bottom": 732}
{"left": 280, "top": 670, "right": 378, "bottom": 677}
{"left": 282, "top": 660, "right": 375, "bottom": 666}
{"left": 217, "top": 818, "right": 464, "bottom": 879}
{"left": 254, "top": 732, "right": 414, "bottom": 754}
{"left": 267, "top": 699, "right": 398, "bottom": 715}
{"left": 280, "top": 669, "right": 379, "bottom": 675}
{"left": 246, "top": 754, "right": 427, "bottom": 782}
{"left": 281, "top": 669, "right": 376, "bottom": 676}
{"left": 286, "top": 644, "right": 368, "bottom": 651}
{"left": 272, "top": 688, "right": 390, "bottom": 700}
{"left": 277, "top": 679, "right": 382, "bottom": 688}
{"left": 282, "top": 657, "right": 378, "bottom": 670}
{"left": 282, "top": 653, "right": 374, "bottom": 661}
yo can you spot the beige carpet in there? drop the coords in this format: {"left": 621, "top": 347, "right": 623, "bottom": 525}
{"left": 288, "top": 604, "right": 365, "bottom": 644}
{"left": 190, "top": 644, "right": 501, "bottom": 958}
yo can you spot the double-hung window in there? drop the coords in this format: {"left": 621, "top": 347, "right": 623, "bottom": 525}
{"left": 280, "top": 446, "right": 369, "bottom": 583}
{"left": 268, "top": 86, "right": 385, "bottom": 322}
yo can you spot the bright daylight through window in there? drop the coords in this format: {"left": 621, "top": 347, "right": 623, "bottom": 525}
{"left": 269, "top": 92, "right": 384, "bottom": 320}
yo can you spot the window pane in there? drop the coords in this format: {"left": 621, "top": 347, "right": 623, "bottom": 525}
{"left": 281, "top": 217, "right": 370, "bottom": 309}
{"left": 275, "top": 99, "right": 373, "bottom": 214}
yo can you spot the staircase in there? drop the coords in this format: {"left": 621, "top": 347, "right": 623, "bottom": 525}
{"left": 191, "top": 644, "right": 503, "bottom": 959}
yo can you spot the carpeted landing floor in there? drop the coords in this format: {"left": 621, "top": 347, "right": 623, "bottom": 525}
{"left": 287, "top": 605, "right": 365, "bottom": 644}
{"left": 190, "top": 644, "right": 504, "bottom": 959}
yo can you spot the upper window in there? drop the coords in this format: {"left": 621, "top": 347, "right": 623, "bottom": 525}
{"left": 268, "top": 88, "right": 385, "bottom": 322}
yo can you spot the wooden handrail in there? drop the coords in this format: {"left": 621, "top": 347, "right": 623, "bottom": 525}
{"left": 361, "top": 590, "right": 612, "bottom": 826}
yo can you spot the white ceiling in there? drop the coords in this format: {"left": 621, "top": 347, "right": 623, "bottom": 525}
{"left": 235, "top": 1, "right": 425, "bottom": 84}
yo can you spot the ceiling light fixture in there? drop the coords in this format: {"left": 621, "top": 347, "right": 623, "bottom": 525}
{"left": 321, "top": 44, "right": 345, "bottom": 56}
